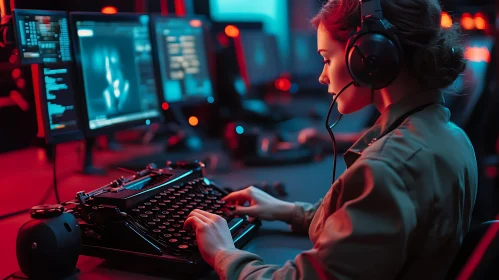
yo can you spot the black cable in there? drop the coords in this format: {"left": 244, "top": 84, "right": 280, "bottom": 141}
{"left": 325, "top": 81, "right": 356, "bottom": 184}
{"left": 0, "top": 145, "right": 64, "bottom": 221}
{"left": 53, "top": 144, "right": 61, "bottom": 204}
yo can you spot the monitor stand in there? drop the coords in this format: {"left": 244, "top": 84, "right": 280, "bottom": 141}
{"left": 82, "top": 137, "right": 106, "bottom": 175}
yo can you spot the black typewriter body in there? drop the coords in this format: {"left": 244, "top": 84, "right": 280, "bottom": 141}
{"left": 65, "top": 161, "right": 260, "bottom": 274}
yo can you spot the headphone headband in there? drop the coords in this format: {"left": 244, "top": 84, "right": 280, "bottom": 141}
{"left": 361, "top": 0, "right": 383, "bottom": 20}
{"left": 345, "top": 0, "right": 402, "bottom": 89}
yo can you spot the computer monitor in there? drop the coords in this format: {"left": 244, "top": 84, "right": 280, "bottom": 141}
{"left": 70, "top": 13, "right": 162, "bottom": 136}
{"left": 240, "top": 31, "right": 283, "bottom": 87}
{"left": 13, "top": 9, "right": 72, "bottom": 65}
{"left": 32, "top": 63, "right": 84, "bottom": 144}
{"left": 151, "top": 16, "right": 214, "bottom": 105}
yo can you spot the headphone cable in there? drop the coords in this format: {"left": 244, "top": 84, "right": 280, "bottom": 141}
{"left": 325, "top": 81, "right": 356, "bottom": 185}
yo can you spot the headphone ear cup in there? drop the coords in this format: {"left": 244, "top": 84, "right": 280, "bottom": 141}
{"left": 346, "top": 32, "right": 401, "bottom": 89}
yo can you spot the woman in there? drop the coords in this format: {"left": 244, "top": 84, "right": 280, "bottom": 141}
{"left": 184, "top": 0, "right": 478, "bottom": 279}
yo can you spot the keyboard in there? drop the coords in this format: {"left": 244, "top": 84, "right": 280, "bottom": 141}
{"left": 64, "top": 161, "right": 260, "bottom": 273}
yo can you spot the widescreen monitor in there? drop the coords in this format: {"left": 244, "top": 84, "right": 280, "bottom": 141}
{"left": 70, "top": 13, "right": 162, "bottom": 135}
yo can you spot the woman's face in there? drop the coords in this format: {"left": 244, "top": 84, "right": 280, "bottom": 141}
{"left": 317, "top": 23, "right": 373, "bottom": 114}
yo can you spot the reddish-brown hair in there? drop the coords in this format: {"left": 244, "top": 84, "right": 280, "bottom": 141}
{"left": 311, "top": 0, "right": 466, "bottom": 90}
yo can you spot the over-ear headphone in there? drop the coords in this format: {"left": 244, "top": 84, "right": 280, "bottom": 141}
{"left": 346, "top": 0, "right": 402, "bottom": 90}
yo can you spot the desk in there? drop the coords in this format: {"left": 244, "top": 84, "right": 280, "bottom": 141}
{"left": 3, "top": 149, "right": 345, "bottom": 279}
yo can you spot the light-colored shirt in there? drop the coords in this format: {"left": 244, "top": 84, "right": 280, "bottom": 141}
{"left": 214, "top": 91, "right": 478, "bottom": 280}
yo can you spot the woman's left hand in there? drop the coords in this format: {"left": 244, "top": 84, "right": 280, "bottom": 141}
{"left": 184, "top": 209, "right": 236, "bottom": 267}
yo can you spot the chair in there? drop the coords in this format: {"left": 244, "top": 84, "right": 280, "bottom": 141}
{"left": 446, "top": 220, "right": 499, "bottom": 279}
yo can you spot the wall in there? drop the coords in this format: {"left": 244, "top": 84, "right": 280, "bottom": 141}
{"left": 209, "top": 0, "right": 289, "bottom": 67}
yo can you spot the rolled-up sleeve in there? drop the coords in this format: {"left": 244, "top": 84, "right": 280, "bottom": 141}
{"left": 214, "top": 158, "right": 418, "bottom": 280}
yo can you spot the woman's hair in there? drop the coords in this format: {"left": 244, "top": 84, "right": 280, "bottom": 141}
{"left": 311, "top": 0, "right": 466, "bottom": 90}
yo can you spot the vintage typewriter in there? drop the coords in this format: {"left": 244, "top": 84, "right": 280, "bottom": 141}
{"left": 64, "top": 161, "right": 261, "bottom": 273}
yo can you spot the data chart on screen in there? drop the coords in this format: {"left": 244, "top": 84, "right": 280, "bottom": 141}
{"left": 14, "top": 10, "right": 72, "bottom": 64}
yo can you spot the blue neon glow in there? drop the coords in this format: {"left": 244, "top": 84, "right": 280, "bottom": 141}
{"left": 209, "top": 0, "right": 289, "bottom": 66}
{"left": 139, "top": 15, "right": 149, "bottom": 25}
{"left": 207, "top": 96, "right": 215, "bottom": 103}
{"left": 233, "top": 76, "right": 247, "bottom": 96}
{"left": 236, "top": 125, "right": 244, "bottom": 134}
{"left": 146, "top": 119, "right": 151, "bottom": 125}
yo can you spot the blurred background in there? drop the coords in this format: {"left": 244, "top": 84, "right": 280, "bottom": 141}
{"left": 0, "top": 0, "right": 496, "bottom": 277}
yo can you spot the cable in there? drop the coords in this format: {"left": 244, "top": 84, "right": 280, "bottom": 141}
{"left": 325, "top": 81, "right": 356, "bottom": 184}
{"left": 53, "top": 144, "right": 61, "bottom": 204}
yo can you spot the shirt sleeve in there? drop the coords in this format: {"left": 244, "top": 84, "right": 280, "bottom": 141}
{"left": 214, "top": 158, "right": 418, "bottom": 280}
{"left": 288, "top": 199, "right": 323, "bottom": 234}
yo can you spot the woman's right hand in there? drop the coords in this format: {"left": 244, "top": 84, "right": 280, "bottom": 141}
{"left": 222, "top": 186, "right": 296, "bottom": 223}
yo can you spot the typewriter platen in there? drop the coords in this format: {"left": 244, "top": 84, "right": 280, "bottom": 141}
{"left": 64, "top": 161, "right": 260, "bottom": 273}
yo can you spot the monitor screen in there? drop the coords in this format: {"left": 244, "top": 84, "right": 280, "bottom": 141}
{"left": 35, "top": 63, "right": 84, "bottom": 144}
{"left": 14, "top": 9, "right": 72, "bottom": 65}
{"left": 152, "top": 16, "right": 214, "bottom": 104}
{"left": 240, "top": 31, "right": 282, "bottom": 86}
{"left": 71, "top": 13, "right": 161, "bottom": 133}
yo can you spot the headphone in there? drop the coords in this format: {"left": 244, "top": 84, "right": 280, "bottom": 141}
{"left": 345, "top": 0, "right": 403, "bottom": 90}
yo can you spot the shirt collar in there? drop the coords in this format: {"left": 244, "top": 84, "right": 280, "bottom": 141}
{"left": 343, "top": 90, "right": 445, "bottom": 168}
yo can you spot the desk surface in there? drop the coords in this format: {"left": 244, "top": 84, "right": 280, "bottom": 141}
{"left": 0, "top": 96, "right": 359, "bottom": 278}
{"left": 0, "top": 137, "right": 346, "bottom": 279}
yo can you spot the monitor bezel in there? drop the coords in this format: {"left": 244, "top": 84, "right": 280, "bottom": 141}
{"left": 33, "top": 62, "right": 85, "bottom": 144}
{"left": 69, "top": 12, "right": 163, "bottom": 137}
{"left": 149, "top": 14, "right": 216, "bottom": 107}
{"left": 13, "top": 9, "right": 72, "bottom": 65}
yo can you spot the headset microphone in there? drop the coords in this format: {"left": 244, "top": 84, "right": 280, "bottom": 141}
{"left": 325, "top": 81, "right": 355, "bottom": 185}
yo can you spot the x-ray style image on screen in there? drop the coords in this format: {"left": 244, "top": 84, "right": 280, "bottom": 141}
{"left": 74, "top": 16, "right": 161, "bottom": 132}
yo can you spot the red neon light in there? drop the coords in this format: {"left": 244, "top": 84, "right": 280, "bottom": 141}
{"left": 174, "top": 0, "right": 186, "bottom": 16}
{"left": 461, "top": 13, "right": 474, "bottom": 30}
{"left": 162, "top": 102, "right": 169, "bottom": 111}
{"left": 102, "top": 6, "right": 118, "bottom": 14}
{"left": 188, "top": 116, "right": 199, "bottom": 126}
{"left": 225, "top": 25, "right": 240, "bottom": 38}
{"left": 11, "top": 68, "right": 21, "bottom": 79}
{"left": 31, "top": 64, "right": 45, "bottom": 139}
{"left": 464, "top": 46, "right": 491, "bottom": 63}
{"left": 160, "top": 0, "right": 168, "bottom": 16}
{"left": 190, "top": 19, "right": 202, "bottom": 28}
{"left": 457, "top": 215, "right": 499, "bottom": 280}
{"left": 474, "top": 13, "right": 488, "bottom": 30}
{"left": 275, "top": 78, "right": 291, "bottom": 91}
{"left": 441, "top": 12, "right": 453, "bottom": 28}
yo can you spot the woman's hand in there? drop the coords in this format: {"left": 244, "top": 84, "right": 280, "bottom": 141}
{"left": 223, "top": 186, "right": 296, "bottom": 223}
{"left": 184, "top": 209, "right": 236, "bottom": 267}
